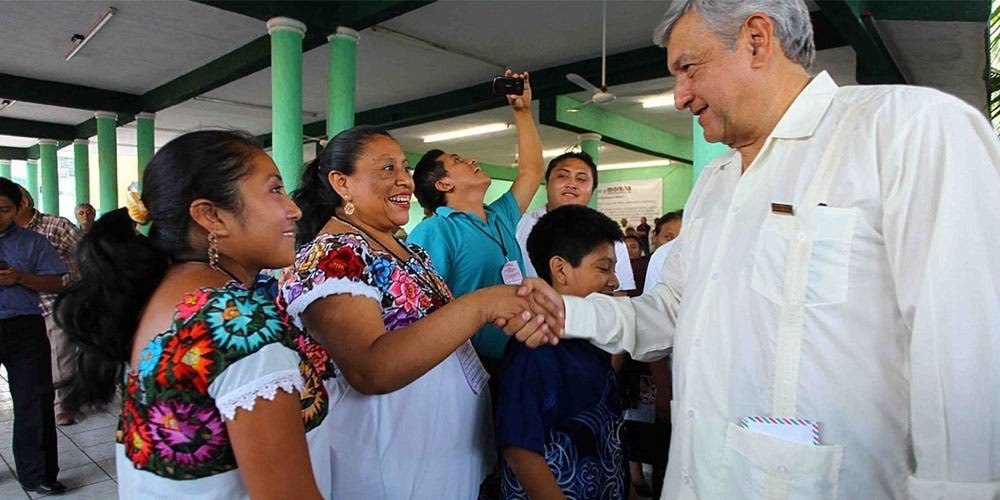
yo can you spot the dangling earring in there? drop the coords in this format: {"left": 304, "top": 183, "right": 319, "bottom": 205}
{"left": 344, "top": 196, "right": 355, "bottom": 216}
{"left": 207, "top": 232, "right": 220, "bottom": 271}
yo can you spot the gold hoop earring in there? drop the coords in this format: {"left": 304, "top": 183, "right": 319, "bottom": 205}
{"left": 207, "top": 232, "right": 220, "bottom": 271}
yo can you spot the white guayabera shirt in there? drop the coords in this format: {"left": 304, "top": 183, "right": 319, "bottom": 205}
{"left": 562, "top": 72, "right": 1000, "bottom": 499}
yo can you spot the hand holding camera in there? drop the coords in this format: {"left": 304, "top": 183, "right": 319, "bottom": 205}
{"left": 492, "top": 69, "right": 531, "bottom": 111}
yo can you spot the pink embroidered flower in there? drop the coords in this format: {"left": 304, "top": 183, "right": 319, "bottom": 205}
{"left": 176, "top": 289, "right": 211, "bottom": 321}
{"left": 389, "top": 268, "right": 428, "bottom": 313}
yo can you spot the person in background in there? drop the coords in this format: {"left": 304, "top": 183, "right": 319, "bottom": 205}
{"left": 283, "top": 124, "right": 549, "bottom": 499}
{"left": 56, "top": 131, "right": 329, "bottom": 498}
{"left": 16, "top": 187, "right": 83, "bottom": 426}
{"left": 497, "top": 204, "right": 626, "bottom": 499}
{"left": 409, "top": 70, "right": 544, "bottom": 384}
{"left": 643, "top": 210, "right": 683, "bottom": 294}
{"left": 0, "top": 177, "right": 67, "bottom": 495}
{"left": 507, "top": 0, "right": 1000, "bottom": 497}
{"left": 74, "top": 203, "right": 95, "bottom": 232}
{"left": 516, "top": 152, "right": 636, "bottom": 296}
{"left": 635, "top": 216, "right": 651, "bottom": 256}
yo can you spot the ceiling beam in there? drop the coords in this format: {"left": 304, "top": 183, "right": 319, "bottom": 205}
{"left": 0, "top": 147, "right": 29, "bottom": 161}
{"left": 0, "top": 73, "right": 143, "bottom": 114}
{"left": 814, "top": 0, "right": 906, "bottom": 84}
{"left": 865, "top": 1, "right": 988, "bottom": 22}
{"left": 197, "top": 1, "right": 434, "bottom": 36}
{"left": 540, "top": 96, "right": 692, "bottom": 163}
{"left": 0, "top": 117, "right": 77, "bottom": 141}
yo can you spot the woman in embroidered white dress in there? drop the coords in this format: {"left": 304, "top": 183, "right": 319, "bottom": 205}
{"left": 280, "top": 125, "right": 553, "bottom": 499}
{"left": 56, "top": 131, "right": 331, "bottom": 499}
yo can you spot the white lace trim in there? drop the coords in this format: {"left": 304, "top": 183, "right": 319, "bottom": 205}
{"left": 215, "top": 369, "right": 304, "bottom": 421}
{"left": 285, "top": 277, "right": 380, "bottom": 329}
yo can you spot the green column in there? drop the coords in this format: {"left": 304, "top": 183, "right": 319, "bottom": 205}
{"left": 267, "top": 17, "right": 306, "bottom": 193}
{"left": 692, "top": 117, "right": 729, "bottom": 186}
{"left": 38, "top": 139, "right": 58, "bottom": 214}
{"left": 73, "top": 139, "right": 90, "bottom": 204}
{"left": 25, "top": 159, "right": 38, "bottom": 201}
{"left": 136, "top": 112, "right": 155, "bottom": 182}
{"left": 327, "top": 27, "right": 359, "bottom": 138}
{"left": 96, "top": 111, "right": 119, "bottom": 214}
{"left": 0, "top": 159, "right": 10, "bottom": 179}
{"left": 579, "top": 133, "right": 601, "bottom": 209}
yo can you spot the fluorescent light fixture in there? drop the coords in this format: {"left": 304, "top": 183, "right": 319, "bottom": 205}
{"left": 0, "top": 99, "right": 14, "bottom": 113}
{"left": 422, "top": 123, "right": 509, "bottom": 143}
{"left": 640, "top": 92, "right": 675, "bottom": 108}
{"left": 65, "top": 7, "right": 116, "bottom": 61}
{"left": 542, "top": 147, "right": 577, "bottom": 158}
{"left": 597, "top": 159, "right": 673, "bottom": 170}
{"left": 193, "top": 96, "right": 319, "bottom": 119}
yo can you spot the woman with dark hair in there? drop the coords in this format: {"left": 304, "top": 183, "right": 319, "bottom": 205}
{"left": 280, "top": 124, "right": 547, "bottom": 499}
{"left": 56, "top": 130, "right": 330, "bottom": 498}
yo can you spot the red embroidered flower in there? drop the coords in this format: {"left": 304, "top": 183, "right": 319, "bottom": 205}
{"left": 157, "top": 322, "right": 216, "bottom": 392}
{"left": 176, "top": 289, "right": 211, "bottom": 321}
{"left": 121, "top": 399, "right": 153, "bottom": 467}
{"left": 317, "top": 245, "right": 365, "bottom": 280}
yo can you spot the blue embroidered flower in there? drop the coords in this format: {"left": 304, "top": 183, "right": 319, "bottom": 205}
{"left": 369, "top": 256, "right": 394, "bottom": 290}
{"left": 205, "top": 292, "right": 283, "bottom": 352}
{"left": 137, "top": 336, "right": 164, "bottom": 378}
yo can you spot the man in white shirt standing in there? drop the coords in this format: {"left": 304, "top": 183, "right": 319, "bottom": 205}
{"left": 516, "top": 152, "right": 636, "bottom": 295}
{"left": 506, "top": 0, "right": 1000, "bottom": 498}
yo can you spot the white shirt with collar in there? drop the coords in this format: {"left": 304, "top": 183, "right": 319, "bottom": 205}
{"left": 516, "top": 205, "right": 636, "bottom": 292}
{"left": 561, "top": 72, "right": 1000, "bottom": 499}
{"left": 642, "top": 240, "right": 675, "bottom": 294}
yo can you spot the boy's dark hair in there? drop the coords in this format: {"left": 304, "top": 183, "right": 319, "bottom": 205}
{"left": 412, "top": 148, "right": 448, "bottom": 212}
{"left": 544, "top": 152, "right": 598, "bottom": 190}
{"left": 0, "top": 177, "right": 24, "bottom": 206}
{"left": 526, "top": 204, "right": 622, "bottom": 285}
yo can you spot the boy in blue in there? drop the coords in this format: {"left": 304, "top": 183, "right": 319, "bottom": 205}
{"left": 496, "top": 204, "right": 626, "bottom": 499}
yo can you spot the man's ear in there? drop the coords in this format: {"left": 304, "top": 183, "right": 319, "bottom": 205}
{"left": 434, "top": 177, "right": 455, "bottom": 193}
{"left": 189, "top": 199, "right": 229, "bottom": 237}
{"left": 549, "top": 255, "right": 571, "bottom": 286}
{"left": 743, "top": 13, "right": 775, "bottom": 67}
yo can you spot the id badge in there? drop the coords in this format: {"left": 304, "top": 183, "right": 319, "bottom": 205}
{"left": 456, "top": 340, "right": 489, "bottom": 394}
{"left": 500, "top": 260, "right": 523, "bottom": 285}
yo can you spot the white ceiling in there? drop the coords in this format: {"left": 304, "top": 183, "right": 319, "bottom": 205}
{"left": 0, "top": 0, "right": 989, "bottom": 169}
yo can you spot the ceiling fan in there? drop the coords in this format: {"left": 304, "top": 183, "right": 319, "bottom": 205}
{"left": 565, "top": 0, "right": 616, "bottom": 111}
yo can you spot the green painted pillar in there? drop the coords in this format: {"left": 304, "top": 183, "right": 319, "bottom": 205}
{"left": 692, "top": 117, "right": 730, "bottom": 185}
{"left": 0, "top": 159, "right": 10, "bottom": 179}
{"left": 579, "top": 133, "right": 601, "bottom": 209}
{"left": 96, "top": 111, "right": 119, "bottom": 214}
{"left": 73, "top": 139, "right": 90, "bottom": 204}
{"left": 327, "top": 27, "right": 359, "bottom": 139}
{"left": 38, "top": 139, "right": 58, "bottom": 214}
{"left": 25, "top": 159, "right": 39, "bottom": 202}
{"left": 267, "top": 17, "right": 306, "bottom": 193}
{"left": 136, "top": 112, "right": 155, "bottom": 182}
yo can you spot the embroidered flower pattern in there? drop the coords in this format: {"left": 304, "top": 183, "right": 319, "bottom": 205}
{"left": 280, "top": 233, "right": 452, "bottom": 357}
{"left": 117, "top": 284, "right": 328, "bottom": 479}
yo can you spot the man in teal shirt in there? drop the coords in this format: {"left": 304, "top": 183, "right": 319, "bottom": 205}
{"left": 409, "top": 71, "right": 543, "bottom": 372}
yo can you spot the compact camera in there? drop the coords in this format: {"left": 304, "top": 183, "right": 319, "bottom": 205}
{"left": 491, "top": 76, "right": 524, "bottom": 96}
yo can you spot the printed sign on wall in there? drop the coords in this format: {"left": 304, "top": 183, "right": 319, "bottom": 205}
{"left": 595, "top": 178, "right": 663, "bottom": 227}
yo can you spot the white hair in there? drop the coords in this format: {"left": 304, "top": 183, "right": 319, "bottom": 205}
{"left": 653, "top": 0, "right": 815, "bottom": 69}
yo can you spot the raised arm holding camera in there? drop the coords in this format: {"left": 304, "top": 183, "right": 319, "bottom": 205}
{"left": 409, "top": 69, "right": 545, "bottom": 383}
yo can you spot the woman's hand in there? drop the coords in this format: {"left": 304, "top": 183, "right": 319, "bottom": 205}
{"left": 493, "top": 278, "right": 565, "bottom": 347}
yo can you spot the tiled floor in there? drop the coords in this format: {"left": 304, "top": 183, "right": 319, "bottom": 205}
{"left": 0, "top": 368, "right": 120, "bottom": 499}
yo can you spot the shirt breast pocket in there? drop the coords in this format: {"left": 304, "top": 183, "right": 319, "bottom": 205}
{"left": 723, "top": 423, "right": 843, "bottom": 500}
{"left": 751, "top": 207, "right": 857, "bottom": 306}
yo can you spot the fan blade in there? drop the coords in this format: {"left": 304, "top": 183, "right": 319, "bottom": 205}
{"left": 566, "top": 73, "right": 602, "bottom": 94}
